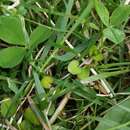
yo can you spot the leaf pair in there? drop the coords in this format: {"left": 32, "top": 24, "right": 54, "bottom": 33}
{"left": 95, "top": 0, "right": 130, "bottom": 27}
{"left": 68, "top": 60, "right": 90, "bottom": 80}
{"left": 0, "top": 15, "right": 52, "bottom": 68}
{"left": 0, "top": 16, "right": 28, "bottom": 68}
{"left": 95, "top": 0, "right": 130, "bottom": 44}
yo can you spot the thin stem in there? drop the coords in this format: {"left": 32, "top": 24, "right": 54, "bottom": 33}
{"left": 7, "top": 0, "right": 20, "bottom": 9}
{"left": 49, "top": 92, "right": 71, "bottom": 124}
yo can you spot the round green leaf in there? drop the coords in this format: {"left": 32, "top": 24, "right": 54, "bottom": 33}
{"left": 78, "top": 68, "right": 90, "bottom": 80}
{"left": 0, "top": 16, "right": 29, "bottom": 45}
{"left": 0, "top": 47, "right": 26, "bottom": 68}
{"left": 68, "top": 60, "right": 81, "bottom": 75}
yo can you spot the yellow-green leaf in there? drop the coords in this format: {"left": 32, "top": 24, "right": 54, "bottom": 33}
{"left": 41, "top": 76, "right": 53, "bottom": 89}
{"left": 68, "top": 60, "right": 81, "bottom": 75}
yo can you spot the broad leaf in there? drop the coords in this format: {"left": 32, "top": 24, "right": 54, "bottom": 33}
{"left": 94, "top": 0, "right": 109, "bottom": 26}
{"left": 30, "top": 25, "right": 52, "bottom": 49}
{"left": 0, "top": 16, "right": 29, "bottom": 45}
{"left": 0, "top": 47, "right": 26, "bottom": 68}
{"left": 110, "top": 5, "right": 130, "bottom": 26}
{"left": 103, "top": 27, "right": 125, "bottom": 44}
{"left": 96, "top": 97, "right": 130, "bottom": 130}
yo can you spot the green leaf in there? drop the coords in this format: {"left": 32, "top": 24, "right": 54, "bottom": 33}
{"left": 89, "top": 45, "right": 99, "bottom": 56}
{"left": 93, "top": 53, "right": 104, "bottom": 62}
{"left": 55, "top": 43, "right": 85, "bottom": 61}
{"left": 73, "top": 81, "right": 97, "bottom": 102}
{"left": 48, "top": 103, "right": 55, "bottom": 116}
{"left": 81, "top": 69, "right": 130, "bottom": 84}
{"left": 94, "top": 0, "right": 109, "bottom": 26}
{"left": 55, "top": 35, "right": 98, "bottom": 61}
{"left": 110, "top": 5, "right": 130, "bottom": 26}
{"left": 0, "top": 47, "right": 26, "bottom": 68}
{"left": 19, "top": 120, "right": 32, "bottom": 130}
{"left": 33, "top": 71, "right": 46, "bottom": 99}
{"left": 89, "top": 22, "right": 99, "bottom": 30}
{"left": 1, "top": 98, "right": 16, "bottom": 117}
{"left": 41, "top": 75, "right": 54, "bottom": 89}
{"left": 30, "top": 25, "right": 52, "bottom": 49}
{"left": 1, "top": 98, "right": 11, "bottom": 117}
{"left": 77, "top": 68, "right": 90, "bottom": 80}
{"left": 103, "top": 27, "right": 125, "bottom": 44}
{"left": 7, "top": 78, "right": 18, "bottom": 94}
{"left": 6, "top": 82, "right": 28, "bottom": 118}
{"left": 24, "top": 107, "right": 40, "bottom": 125}
{"left": 96, "top": 97, "right": 130, "bottom": 130}
{"left": 0, "top": 16, "right": 29, "bottom": 45}
{"left": 68, "top": 60, "right": 81, "bottom": 75}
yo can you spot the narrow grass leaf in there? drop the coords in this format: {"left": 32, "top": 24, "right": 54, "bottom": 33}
{"left": 33, "top": 71, "right": 46, "bottom": 100}
{"left": 55, "top": 35, "right": 98, "bottom": 61}
{"left": 64, "top": 0, "right": 94, "bottom": 41}
{"left": 6, "top": 81, "right": 28, "bottom": 118}
{"left": 81, "top": 69, "right": 130, "bottom": 84}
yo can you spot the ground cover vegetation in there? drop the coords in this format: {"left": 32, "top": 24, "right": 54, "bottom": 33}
{"left": 1, "top": 0, "right": 130, "bottom": 130}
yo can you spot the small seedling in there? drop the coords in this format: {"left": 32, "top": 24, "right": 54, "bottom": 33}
{"left": 41, "top": 76, "right": 54, "bottom": 89}
{"left": 89, "top": 45, "right": 103, "bottom": 62}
